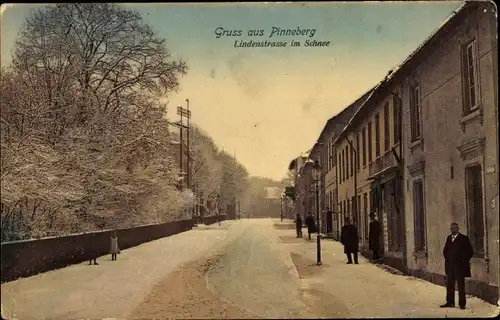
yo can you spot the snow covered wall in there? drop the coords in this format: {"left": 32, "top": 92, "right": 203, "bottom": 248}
{"left": 1, "top": 219, "right": 195, "bottom": 283}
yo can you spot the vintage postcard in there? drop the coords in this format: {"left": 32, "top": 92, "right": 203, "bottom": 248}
{"left": 0, "top": 1, "right": 498, "bottom": 319}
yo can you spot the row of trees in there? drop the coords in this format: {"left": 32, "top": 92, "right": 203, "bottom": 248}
{"left": 190, "top": 126, "right": 249, "bottom": 209}
{"left": 0, "top": 4, "right": 249, "bottom": 241}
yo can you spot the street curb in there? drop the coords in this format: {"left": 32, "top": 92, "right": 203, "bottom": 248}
{"left": 276, "top": 234, "right": 301, "bottom": 280}
{"left": 374, "top": 263, "right": 404, "bottom": 276}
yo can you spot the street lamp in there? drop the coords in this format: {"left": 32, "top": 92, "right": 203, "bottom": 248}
{"left": 312, "top": 159, "right": 322, "bottom": 265}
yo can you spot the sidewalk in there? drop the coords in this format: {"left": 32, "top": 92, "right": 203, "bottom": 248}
{"left": 275, "top": 222, "right": 499, "bottom": 318}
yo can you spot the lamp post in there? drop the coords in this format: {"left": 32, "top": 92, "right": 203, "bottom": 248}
{"left": 312, "top": 159, "right": 322, "bottom": 265}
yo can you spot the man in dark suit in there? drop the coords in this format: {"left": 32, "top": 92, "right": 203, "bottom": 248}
{"left": 368, "top": 212, "right": 381, "bottom": 261}
{"left": 440, "top": 222, "right": 474, "bottom": 310}
{"left": 341, "top": 217, "right": 359, "bottom": 264}
{"left": 295, "top": 214, "right": 303, "bottom": 238}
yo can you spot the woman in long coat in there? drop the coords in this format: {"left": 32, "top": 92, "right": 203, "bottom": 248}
{"left": 110, "top": 230, "right": 120, "bottom": 261}
{"left": 305, "top": 213, "right": 316, "bottom": 240}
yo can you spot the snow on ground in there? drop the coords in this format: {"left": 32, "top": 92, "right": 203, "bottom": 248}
{"left": 2, "top": 218, "right": 497, "bottom": 320}
{"left": 206, "top": 219, "right": 316, "bottom": 319}
{"left": 275, "top": 222, "right": 499, "bottom": 318}
{"left": 1, "top": 220, "right": 237, "bottom": 320}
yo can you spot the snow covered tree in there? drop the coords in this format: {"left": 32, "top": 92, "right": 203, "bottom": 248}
{"left": 1, "top": 3, "right": 188, "bottom": 241}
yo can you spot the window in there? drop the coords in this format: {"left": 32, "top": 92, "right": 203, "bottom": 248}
{"left": 350, "top": 144, "right": 354, "bottom": 177}
{"left": 343, "top": 200, "right": 346, "bottom": 220}
{"left": 357, "top": 195, "right": 362, "bottom": 237}
{"left": 393, "top": 95, "right": 401, "bottom": 145}
{"left": 410, "top": 83, "right": 421, "bottom": 141}
{"left": 384, "top": 103, "right": 390, "bottom": 151}
{"left": 362, "top": 127, "right": 367, "bottom": 166}
{"left": 375, "top": 113, "right": 380, "bottom": 157}
{"left": 369, "top": 190, "right": 373, "bottom": 209}
{"left": 340, "top": 202, "right": 343, "bottom": 221}
{"left": 356, "top": 133, "right": 360, "bottom": 170}
{"left": 363, "top": 193, "right": 368, "bottom": 240}
{"left": 341, "top": 149, "right": 345, "bottom": 182}
{"left": 345, "top": 146, "right": 349, "bottom": 179}
{"left": 330, "top": 191, "right": 333, "bottom": 211}
{"left": 347, "top": 199, "right": 350, "bottom": 218}
{"left": 331, "top": 140, "right": 334, "bottom": 170}
{"left": 326, "top": 145, "right": 329, "bottom": 171}
{"left": 413, "top": 180, "right": 426, "bottom": 251}
{"left": 344, "top": 146, "right": 347, "bottom": 178}
{"left": 337, "top": 152, "right": 341, "bottom": 184}
{"left": 466, "top": 164, "right": 485, "bottom": 255}
{"left": 351, "top": 196, "right": 357, "bottom": 232}
{"left": 367, "top": 121, "right": 373, "bottom": 163}
{"left": 461, "top": 39, "right": 479, "bottom": 113}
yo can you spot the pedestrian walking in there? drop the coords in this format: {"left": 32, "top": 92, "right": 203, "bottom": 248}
{"left": 295, "top": 213, "right": 303, "bottom": 238}
{"left": 305, "top": 212, "right": 316, "bottom": 240}
{"left": 368, "top": 212, "right": 381, "bottom": 261}
{"left": 110, "top": 230, "right": 120, "bottom": 261}
{"left": 88, "top": 257, "right": 98, "bottom": 265}
{"left": 440, "top": 222, "right": 473, "bottom": 310}
{"left": 341, "top": 217, "right": 359, "bottom": 264}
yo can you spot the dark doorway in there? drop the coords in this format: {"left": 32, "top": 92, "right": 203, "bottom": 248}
{"left": 326, "top": 211, "right": 333, "bottom": 233}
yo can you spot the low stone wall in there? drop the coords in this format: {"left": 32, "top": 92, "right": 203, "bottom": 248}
{"left": 203, "top": 215, "right": 226, "bottom": 225}
{"left": 1, "top": 219, "right": 195, "bottom": 283}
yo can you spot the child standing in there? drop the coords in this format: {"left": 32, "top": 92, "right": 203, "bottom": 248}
{"left": 110, "top": 231, "right": 120, "bottom": 261}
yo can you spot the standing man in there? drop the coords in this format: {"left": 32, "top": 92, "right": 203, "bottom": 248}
{"left": 440, "top": 222, "right": 474, "bottom": 310}
{"left": 295, "top": 213, "right": 303, "bottom": 238}
{"left": 341, "top": 217, "right": 359, "bottom": 264}
{"left": 368, "top": 212, "right": 381, "bottom": 262}
{"left": 305, "top": 212, "right": 315, "bottom": 240}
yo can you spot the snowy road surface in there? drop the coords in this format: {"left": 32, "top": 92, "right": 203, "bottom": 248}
{"left": 1, "top": 219, "right": 498, "bottom": 319}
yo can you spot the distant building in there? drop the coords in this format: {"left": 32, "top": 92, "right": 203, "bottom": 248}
{"left": 316, "top": 87, "right": 375, "bottom": 240}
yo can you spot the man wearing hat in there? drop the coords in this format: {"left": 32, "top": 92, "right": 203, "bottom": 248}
{"left": 369, "top": 212, "right": 381, "bottom": 261}
{"left": 341, "top": 217, "right": 359, "bottom": 264}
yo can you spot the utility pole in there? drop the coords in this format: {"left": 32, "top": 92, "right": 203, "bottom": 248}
{"left": 179, "top": 107, "right": 184, "bottom": 191}
{"left": 177, "top": 103, "right": 192, "bottom": 192}
{"left": 186, "top": 98, "right": 190, "bottom": 189}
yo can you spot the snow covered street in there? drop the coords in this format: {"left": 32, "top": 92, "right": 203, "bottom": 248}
{"left": 1, "top": 219, "right": 498, "bottom": 319}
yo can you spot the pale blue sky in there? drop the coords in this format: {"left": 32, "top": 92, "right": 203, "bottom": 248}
{"left": 0, "top": 2, "right": 463, "bottom": 180}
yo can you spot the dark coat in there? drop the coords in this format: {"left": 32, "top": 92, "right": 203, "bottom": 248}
{"left": 443, "top": 233, "right": 474, "bottom": 278}
{"left": 341, "top": 224, "right": 358, "bottom": 253}
{"left": 368, "top": 220, "right": 381, "bottom": 250}
{"left": 305, "top": 216, "right": 316, "bottom": 233}
{"left": 295, "top": 217, "right": 303, "bottom": 229}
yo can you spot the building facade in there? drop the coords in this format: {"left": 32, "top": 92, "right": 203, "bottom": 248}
{"left": 333, "top": 80, "right": 404, "bottom": 264}
{"left": 321, "top": 89, "right": 375, "bottom": 239}
{"left": 394, "top": 1, "right": 498, "bottom": 304}
{"left": 288, "top": 153, "right": 309, "bottom": 220}
{"left": 291, "top": 1, "right": 498, "bottom": 304}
